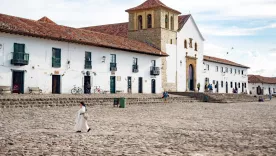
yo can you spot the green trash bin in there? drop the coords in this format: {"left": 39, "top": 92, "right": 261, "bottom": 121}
{"left": 119, "top": 97, "right": 126, "bottom": 108}
{"left": 203, "top": 95, "right": 209, "bottom": 102}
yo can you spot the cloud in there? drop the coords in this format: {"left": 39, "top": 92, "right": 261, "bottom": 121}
{"left": 200, "top": 23, "right": 276, "bottom": 36}
{"left": 204, "top": 42, "right": 276, "bottom": 77}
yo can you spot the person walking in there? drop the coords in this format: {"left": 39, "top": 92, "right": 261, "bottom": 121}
{"left": 74, "top": 102, "right": 91, "bottom": 133}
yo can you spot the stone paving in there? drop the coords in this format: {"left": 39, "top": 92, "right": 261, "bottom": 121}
{"left": 1, "top": 100, "right": 276, "bottom": 155}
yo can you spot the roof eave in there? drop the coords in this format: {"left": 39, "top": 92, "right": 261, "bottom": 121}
{"left": 203, "top": 59, "right": 250, "bottom": 69}
{"left": 0, "top": 29, "right": 167, "bottom": 57}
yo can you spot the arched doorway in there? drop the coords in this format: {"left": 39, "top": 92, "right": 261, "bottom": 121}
{"left": 188, "top": 64, "right": 194, "bottom": 91}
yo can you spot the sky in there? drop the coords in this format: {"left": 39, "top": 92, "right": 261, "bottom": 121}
{"left": 1, "top": 0, "right": 276, "bottom": 76}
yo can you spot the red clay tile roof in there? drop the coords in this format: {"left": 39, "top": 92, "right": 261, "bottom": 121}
{"left": 0, "top": 13, "right": 167, "bottom": 56}
{"left": 248, "top": 75, "right": 276, "bottom": 84}
{"left": 82, "top": 15, "right": 190, "bottom": 37}
{"left": 82, "top": 22, "right": 128, "bottom": 38}
{"left": 204, "top": 55, "right": 250, "bottom": 69}
{"left": 126, "top": 0, "right": 181, "bottom": 14}
{"left": 38, "top": 16, "right": 56, "bottom": 24}
{"left": 178, "top": 14, "right": 191, "bottom": 31}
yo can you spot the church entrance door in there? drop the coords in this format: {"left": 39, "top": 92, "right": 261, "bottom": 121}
{"left": 188, "top": 64, "right": 194, "bottom": 91}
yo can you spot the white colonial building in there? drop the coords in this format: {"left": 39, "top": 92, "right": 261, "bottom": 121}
{"left": 203, "top": 56, "right": 249, "bottom": 94}
{"left": 0, "top": 0, "right": 250, "bottom": 95}
{"left": 0, "top": 15, "right": 164, "bottom": 94}
{"left": 248, "top": 75, "right": 276, "bottom": 95}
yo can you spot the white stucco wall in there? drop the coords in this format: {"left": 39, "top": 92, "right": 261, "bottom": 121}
{"left": 248, "top": 83, "right": 276, "bottom": 95}
{"left": 166, "top": 44, "right": 177, "bottom": 83}
{"left": 0, "top": 33, "right": 162, "bottom": 94}
{"left": 176, "top": 17, "right": 204, "bottom": 92}
{"left": 202, "top": 61, "right": 249, "bottom": 94}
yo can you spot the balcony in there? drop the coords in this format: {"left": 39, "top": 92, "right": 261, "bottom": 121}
{"left": 84, "top": 60, "right": 92, "bottom": 69}
{"left": 11, "top": 52, "right": 29, "bottom": 66}
{"left": 110, "top": 63, "right": 117, "bottom": 71}
{"left": 150, "top": 66, "right": 160, "bottom": 76}
{"left": 52, "top": 57, "right": 61, "bottom": 68}
{"left": 132, "top": 65, "right": 139, "bottom": 73}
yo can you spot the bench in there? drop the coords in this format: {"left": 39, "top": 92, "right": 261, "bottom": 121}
{"left": 103, "top": 90, "right": 110, "bottom": 94}
{"left": 116, "top": 90, "right": 124, "bottom": 93}
{"left": 29, "top": 87, "right": 42, "bottom": 94}
{"left": 0, "top": 86, "right": 11, "bottom": 94}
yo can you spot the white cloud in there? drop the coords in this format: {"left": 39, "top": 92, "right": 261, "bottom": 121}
{"left": 200, "top": 23, "right": 276, "bottom": 36}
{"left": 204, "top": 43, "right": 276, "bottom": 77}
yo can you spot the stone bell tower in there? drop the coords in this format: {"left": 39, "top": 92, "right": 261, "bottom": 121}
{"left": 126, "top": 0, "right": 181, "bottom": 91}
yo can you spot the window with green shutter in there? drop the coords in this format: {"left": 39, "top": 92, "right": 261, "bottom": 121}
{"left": 52, "top": 48, "right": 61, "bottom": 68}
{"left": 11, "top": 43, "right": 29, "bottom": 66}
{"left": 85, "top": 52, "right": 92, "bottom": 69}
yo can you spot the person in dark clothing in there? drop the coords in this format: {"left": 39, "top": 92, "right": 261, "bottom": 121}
{"left": 84, "top": 82, "right": 91, "bottom": 94}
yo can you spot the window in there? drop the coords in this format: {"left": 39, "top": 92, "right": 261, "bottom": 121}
{"left": 184, "top": 40, "right": 187, "bottom": 49}
{"left": 242, "top": 70, "right": 244, "bottom": 75}
{"left": 85, "top": 51, "right": 92, "bottom": 69}
{"left": 111, "top": 54, "right": 116, "bottom": 63}
{"left": 110, "top": 54, "right": 117, "bottom": 71}
{"left": 221, "top": 67, "right": 224, "bottom": 73}
{"left": 138, "top": 15, "right": 143, "bottom": 30}
{"left": 189, "top": 38, "right": 193, "bottom": 48}
{"left": 221, "top": 81, "right": 223, "bottom": 88}
{"left": 170, "top": 39, "right": 173, "bottom": 44}
{"left": 238, "top": 83, "right": 240, "bottom": 88}
{"left": 235, "top": 69, "right": 237, "bottom": 74}
{"left": 230, "top": 82, "right": 233, "bottom": 88}
{"left": 147, "top": 14, "right": 152, "bottom": 28}
{"left": 14, "top": 43, "right": 25, "bottom": 53}
{"left": 216, "top": 66, "right": 218, "bottom": 72}
{"left": 230, "top": 68, "right": 232, "bottom": 74}
{"left": 151, "top": 60, "right": 156, "bottom": 67}
{"left": 133, "top": 57, "right": 138, "bottom": 66}
{"left": 213, "top": 80, "right": 215, "bottom": 84}
{"left": 244, "top": 83, "right": 247, "bottom": 88}
{"left": 207, "top": 64, "right": 210, "bottom": 71}
{"left": 225, "top": 67, "right": 228, "bottom": 73}
{"left": 52, "top": 48, "right": 61, "bottom": 68}
{"left": 195, "top": 43, "right": 198, "bottom": 51}
{"left": 170, "top": 16, "right": 174, "bottom": 30}
{"left": 165, "top": 15, "right": 169, "bottom": 29}
{"left": 238, "top": 70, "right": 240, "bottom": 75}
{"left": 252, "top": 87, "right": 255, "bottom": 89}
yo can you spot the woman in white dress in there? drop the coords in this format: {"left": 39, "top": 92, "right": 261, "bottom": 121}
{"left": 74, "top": 102, "right": 91, "bottom": 133}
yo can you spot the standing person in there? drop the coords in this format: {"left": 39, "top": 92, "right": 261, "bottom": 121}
{"left": 163, "top": 91, "right": 169, "bottom": 103}
{"left": 74, "top": 102, "right": 91, "bottom": 133}
{"left": 197, "top": 83, "right": 200, "bottom": 92}
{"left": 84, "top": 82, "right": 91, "bottom": 94}
{"left": 210, "top": 84, "right": 213, "bottom": 93}
{"left": 269, "top": 93, "right": 272, "bottom": 101}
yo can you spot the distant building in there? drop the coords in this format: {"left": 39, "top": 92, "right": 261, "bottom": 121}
{"left": 203, "top": 56, "right": 249, "bottom": 94}
{"left": 248, "top": 75, "right": 276, "bottom": 95}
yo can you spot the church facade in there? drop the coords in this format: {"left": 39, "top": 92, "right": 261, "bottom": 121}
{"left": 84, "top": 0, "right": 205, "bottom": 92}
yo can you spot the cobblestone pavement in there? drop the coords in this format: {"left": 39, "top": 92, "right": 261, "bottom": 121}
{"left": 1, "top": 100, "right": 276, "bottom": 156}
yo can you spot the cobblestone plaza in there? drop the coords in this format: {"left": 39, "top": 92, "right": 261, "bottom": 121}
{"left": 1, "top": 100, "right": 276, "bottom": 155}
